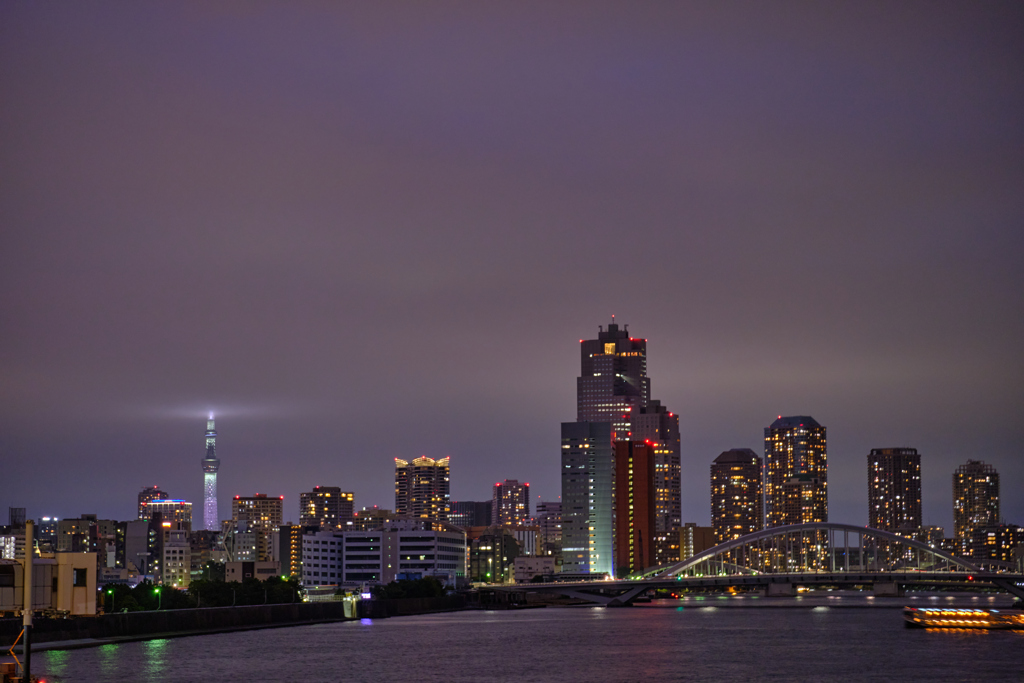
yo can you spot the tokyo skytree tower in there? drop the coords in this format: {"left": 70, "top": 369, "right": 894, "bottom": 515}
{"left": 201, "top": 415, "right": 221, "bottom": 531}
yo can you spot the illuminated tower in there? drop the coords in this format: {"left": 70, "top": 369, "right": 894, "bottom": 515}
{"left": 201, "top": 416, "right": 220, "bottom": 531}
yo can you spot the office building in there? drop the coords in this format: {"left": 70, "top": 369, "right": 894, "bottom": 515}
{"left": 144, "top": 500, "right": 193, "bottom": 533}
{"left": 202, "top": 416, "right": 221, "bottom": 532}
{"left": 576, "top": 317, "right": 649, "bottom": 435}
{"left": 394, "top": 457, "right": 450, "bottom": 522}
{"left": 953, "top": 460, "right": 1000, "bottom": 553}
{"left": 614, "top": 440, "right": 656, "bottom": 576}
{"left": 300, "top": 526, "right": 466, "bottom": 588}
{"left": 138, "top": 486, "right": 169, "bottom": 520}
{"left": 232, "top": 494, "right": 284, "bottom": 561}
{"left": 711, "top": 448, "right": 764, "bottom": 544}
{"left": 300, "top": 486, "right": 355, "bottom": 529}
{"left": 450, "top": 501, "right": 492, "bottom": 528}
{"left": 492, "top": 480, "right": 530, "bottom": 527}
{"left": 764, "top": 416, "right": 827, "bottom": 527}
{"left": 867, "top": 448, "right": 922, "bottom": 535}
{"left": 560, "top": 421, "right": 614, "bottom": 576}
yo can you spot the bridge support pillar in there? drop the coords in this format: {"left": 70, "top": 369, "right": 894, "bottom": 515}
{"left": 872, "top": 582, "right": 903, "bottom": 597}
{"left": 766, "top": 583, "right": 796, "bottom": 597}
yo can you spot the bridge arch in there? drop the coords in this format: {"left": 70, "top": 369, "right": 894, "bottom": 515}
{"left": 641, "top": 523, "right": 981, "bottom": 578}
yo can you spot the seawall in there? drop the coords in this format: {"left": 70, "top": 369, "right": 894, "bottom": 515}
{"left": 0, "top": 595, "right": 466, "bottom": 651}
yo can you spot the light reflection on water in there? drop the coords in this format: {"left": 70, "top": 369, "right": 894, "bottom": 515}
{"left": 33, "top": 606, "right": 1024, "bottom": 682}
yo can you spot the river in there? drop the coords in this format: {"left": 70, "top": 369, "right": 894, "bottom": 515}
{"left": 34, "top": 597, "right": 1024, "bottom": 682}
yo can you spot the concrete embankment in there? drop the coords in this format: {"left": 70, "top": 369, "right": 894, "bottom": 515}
{"left": 1, "top": 595, "right": 467, "bottom": 651}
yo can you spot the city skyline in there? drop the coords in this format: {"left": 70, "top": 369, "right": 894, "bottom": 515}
{"left": 2, "top": 4, "right": 1022, "bottom": 534}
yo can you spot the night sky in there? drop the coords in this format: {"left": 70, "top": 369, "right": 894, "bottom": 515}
{"left": 2, "top": 3, "right": 1022, "bottom": 534}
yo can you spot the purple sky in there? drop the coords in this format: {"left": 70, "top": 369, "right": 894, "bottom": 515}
{"left": 2, "top": 3, "right": 1022, "bottom": 534}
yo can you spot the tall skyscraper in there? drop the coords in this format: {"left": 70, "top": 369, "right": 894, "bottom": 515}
{"left": 394, "top": 457, "right": 450, "bottom": 522}
{"left": 560, "top": 421, "right": 614, "bottom": 576}
{"left": 764, "top": 416, "right": 827, "bottom": 527}
{"left": 492, "top": 479, "right": 530, "bottom": 526}
{"left": 569, "top": 320, "right": 681, "bottom": 571}
{"left": 953, "top": 459, "right": 1000, "bottom": 553}
{"left": 711, "top": 448, "right": 763, "bottom": 544}
{"left": 576, "top": 317, "right": 649, "bottom": 435}
{"left": 299, "top": 486, "right": 354, "bottom": 529}
{"left": 867, "top": 448, "right": 922, "bottom": 535}
{"left": 138, "top": 485, "right": 169, "bottom": 520}
{"left": 201, "top": 416, "right": 220, "bottom": 531}
{"left": 614, "top": 440, "right": 656, "bottom": 576}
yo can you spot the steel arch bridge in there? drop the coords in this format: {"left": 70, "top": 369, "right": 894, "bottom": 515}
{"left": 498, "top": 523, "right": 1024, "bottom": 606}
{"left": 639, "top": 522, "right": 982, "bottom": 579}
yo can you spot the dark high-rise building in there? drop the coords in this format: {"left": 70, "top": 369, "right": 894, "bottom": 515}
{"left": 138, "top": 486, "right": 169, "bottom": 520}
{"left": 764, "top": 416, "right": 827, "bottom": 527}
{"left": 560, "top": 421, "right": 614, "bottom": 576}
{"left": 492, "top": 480, "right": 530, "bottom": 527}
{"left": 299, "top": 487, "right": 354, "bottom": 529}
{"left": 631, "top": 400, "right": 681, "bottom": 536}
{"left": 577, "top": 317, "right": 650, "bottom": 435}
{"left": 953, "top": 460, "right": 1000, "bottom": 553}
{"left": 868, "top": 448, "right": 921, "bottom": 535}
{"left": 394, "top": 457, "right": 450, "bottom": 522}
{"left": 449, "top": 501, "right": 492, "bottom": 528}
{"left": 614, "top": 441, "right": 656, "bottom": 576}
{"left": 711, "top": 449, "right": 763, "bottom": 544}
{"left": 969, "top": 524, "right": 1021, "bottom": 563}
{"left": 202, "top": 416, "right": 221, "bottom": 532}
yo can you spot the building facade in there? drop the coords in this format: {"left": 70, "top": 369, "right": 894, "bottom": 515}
{"left": 202, "top": 417, "right": 221, "bottom": 532}
{"left": 576, "top": 318, "right": 649, "bottom": 435}
{"left": 867, "top": 448, "right": 922, "bottom": 535}
{"left": 449, "top": 501, "right": 492, "bottom": 528}
{"left": 394, "top": 457, "right": 450, "bottom": 522}
{"left": 492, "top": 479, "right": 530, "bottom": 527}
{"left": 138, "top": 486, "right": 169, "bottom": 520}
{"left": 300, "top": 526, "right": 466, "bottom": 588}
{"left": 614, "top": 440, "right": 656, "bottom": 576}
{"left": 560, "top": 421, "right": 614, "bottom": 576}
{"left": 232, "top": 494, "right": 283, "bottom": 561}
{"left": 631, "top": 400, "right": 681, "bottom": 537}
{"left": 300, "top": 486, "right": 355, "bottom": 529}
{"left": 144, "top": 500, "right": 193, "bottom": 533}
{"left": 711, "top": 448, "right": 763, "bottom": 544}
{"left": 953, "top": 460, "right": 1000, "bottom": 553}
{"left": 764, "top": 416, "right": 827, "bottom": 527}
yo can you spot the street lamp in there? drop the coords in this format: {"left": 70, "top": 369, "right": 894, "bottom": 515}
{"left": 154, "top": 587, "right": 162, "bottom": 611}
{"left": 107, "top": 588, "right": 115, "bottom": 613}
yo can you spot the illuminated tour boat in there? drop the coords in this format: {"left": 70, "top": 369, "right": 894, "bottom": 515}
{"left": 903, "top": 607, "right": 1024, "bottom": 630}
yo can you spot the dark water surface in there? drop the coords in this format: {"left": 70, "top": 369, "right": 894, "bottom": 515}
{"left": 36, "top": 603, "right": 1024, "bottom": 682}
